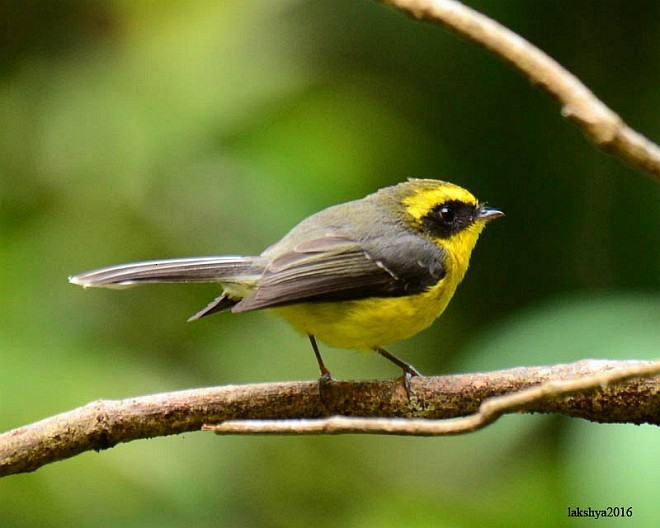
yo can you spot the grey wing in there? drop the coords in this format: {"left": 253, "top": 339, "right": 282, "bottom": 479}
{"left": 232, "top": 232, "right": 446, "bottom": 312}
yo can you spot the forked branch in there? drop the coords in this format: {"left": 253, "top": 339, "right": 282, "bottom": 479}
{"left": 1, "top": 360, "right": 658, "bottom": 477}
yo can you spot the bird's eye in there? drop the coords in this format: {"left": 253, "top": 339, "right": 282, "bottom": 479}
{"left": 421, "top": 200, "right": 473, "bottom": 239}
{"left": 439, "top": 205, "right": 455, "bottom": 224}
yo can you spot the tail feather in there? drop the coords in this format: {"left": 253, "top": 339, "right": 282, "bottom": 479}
{"left": 69, "top": 256, "right": 263, "bottom": 289}
{"left": 187, "top": 293, "right": 237, "bottom": 321}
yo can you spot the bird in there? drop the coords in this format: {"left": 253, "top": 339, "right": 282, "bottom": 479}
{"left": 69, "top": 178, "right": 503, "bottom": 380}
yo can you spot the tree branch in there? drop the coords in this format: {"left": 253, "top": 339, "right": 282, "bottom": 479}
{"left": 206, "top": 359, "right": 660, "bottom": 436}
{"left": 1, "top": 359, "right": 658, "bottom": 477}
{"left": 379, "top": 0, "right": 660, "bottom": 181}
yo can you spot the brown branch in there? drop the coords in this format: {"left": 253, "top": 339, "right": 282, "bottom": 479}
{"left": 206, "top": 360, "right": 660, "bottom": 436}
{"left": 379, "top": 0, "right": 660, "bottom": 181}
{"left": 1, "top": 359, "right": 658, "bottom": 477}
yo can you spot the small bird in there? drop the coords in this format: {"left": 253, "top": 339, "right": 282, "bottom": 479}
{"left": 70, "top": 179, "right": 502, "bottom": 379}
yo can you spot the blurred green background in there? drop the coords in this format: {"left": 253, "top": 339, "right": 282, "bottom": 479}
{"left": 1, "top": 1, "right": 658, "bottom": 526}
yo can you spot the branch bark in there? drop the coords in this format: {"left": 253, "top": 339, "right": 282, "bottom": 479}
{"left": 206, "top": 359, "right": 660, "bottom": 436}
{"left": 1, "top": 359, "right": 658, "bottom": 477}
{"left": 379, "top": 0, "right": 660, "bottom": 181}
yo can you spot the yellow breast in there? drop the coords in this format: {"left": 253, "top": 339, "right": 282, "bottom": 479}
{"left": 273, "top": 267, "right": 462, "bottom": 351}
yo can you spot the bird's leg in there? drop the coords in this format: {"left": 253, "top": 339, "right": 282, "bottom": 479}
{"left": 308, "top": 334, "right": 333, "bottom": 382}
{"left": 375, "top": 347, "right": 422, "bottom": 377}
{"left": 375, "top": 347, "right": 422, "bottom": 398}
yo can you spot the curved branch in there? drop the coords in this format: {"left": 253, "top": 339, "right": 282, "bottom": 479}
{"left": 1, "top": 359, "right": 658, "bottom": 477}
{"left": 207, "top": 360, "right": 660, "bottom": 435}
{"left": 379, "top": 0, "right": 660, "bottom": 181}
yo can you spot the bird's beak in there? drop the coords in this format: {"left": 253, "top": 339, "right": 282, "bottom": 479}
{"left": 476, "top": 204, "right": 504, "bottom": 221}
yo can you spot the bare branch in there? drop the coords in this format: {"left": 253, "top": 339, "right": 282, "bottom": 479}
{"left": 379, "top": 0, "right": 660, "bottom": 181}
{"left": 206, "top": 360, "right": 660, "bottom": 436}
{"left": 1, "top": 359, "right": 658, "bottom": 477}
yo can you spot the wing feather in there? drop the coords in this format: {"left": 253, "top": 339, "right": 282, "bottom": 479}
{"left": 233, "top": 232, "right": 445, "bottom": 312}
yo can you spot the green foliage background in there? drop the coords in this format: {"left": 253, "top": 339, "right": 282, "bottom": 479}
{"left": 1, "top": 1, "right": 658, "bottom": 526}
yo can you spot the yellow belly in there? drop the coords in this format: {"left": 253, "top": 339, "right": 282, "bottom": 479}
{"left": 273, "top": 277, "right": 458, "bottom": 351}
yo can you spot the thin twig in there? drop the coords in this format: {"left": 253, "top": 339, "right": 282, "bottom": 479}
{"left": 205, "top": 360, "right": 660, "bottom": 436}
{"left": 1, "top": 360, "right": 658, "bottom": 477}
{"left": 379, "top": 0, "right": 660, "bottom": 181}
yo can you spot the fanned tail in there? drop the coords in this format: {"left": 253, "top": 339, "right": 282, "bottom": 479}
{"left": 69, "top": 256, "right": 263, "bottom": 289}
